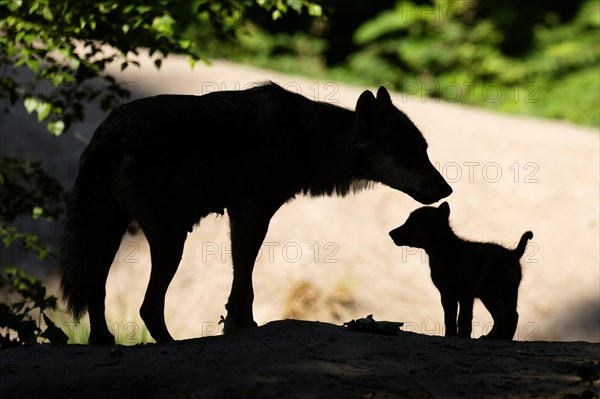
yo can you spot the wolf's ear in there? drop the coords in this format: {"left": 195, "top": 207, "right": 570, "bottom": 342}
{"left": 376, "top": 86, "right": 392, "bottom": 105}
{"left": 356, "top": 90, "right": 378, "bottom": 128}
{"left": 356, "top": 90, "right": 377, "bottom": 114}
{"left": 438, "top": 201, "right": 450, "bottom": 218}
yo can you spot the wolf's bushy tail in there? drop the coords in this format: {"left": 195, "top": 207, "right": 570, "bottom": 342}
{"left": 60, "top": 143, "right": 128, "bottom": 320}
{"left": 514, "top": 231, "right": 534, "bottom": 259}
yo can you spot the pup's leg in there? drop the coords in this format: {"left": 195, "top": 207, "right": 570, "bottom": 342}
{"left": 457, "top": 296, "right": 474, "bottom": 338}
{"left": 501, "top": 288, "right": 519, "bottom": 340}
{"left": 224, "top": 207, "right": 273, "bottom": 333}
{"left": 502, "top": 310, "right": 519, "bottom": 340}
{"left": 479, "top": 291, "right": 506, "bottom": 339}
{"left": 441, "top": 293, "right": 458, "bottom": 337}
{"left": 140, "top": 224, "right": 187, "bottom": 343}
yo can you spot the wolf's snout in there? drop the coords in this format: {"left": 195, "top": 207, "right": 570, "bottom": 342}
{"left": 438, "top": 180, "right": 453, "bottom": 199}
{"left": 419, "top": 168, "right": 453, "bottom": 204}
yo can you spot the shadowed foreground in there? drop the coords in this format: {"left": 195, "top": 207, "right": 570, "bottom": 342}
{"left": 1, "top": 320, "right": 598, "bottom": 398}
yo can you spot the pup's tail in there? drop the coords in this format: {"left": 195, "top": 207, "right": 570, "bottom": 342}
{"left": 514, "top": 231, "right": 534, "bottom": 259}
{"left": 60, "top": 142, "right": 128, "bottom": 320}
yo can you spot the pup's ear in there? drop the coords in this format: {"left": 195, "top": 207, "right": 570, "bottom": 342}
{"left": 438, "top": 201, "right": 450, "bottom": 218}
{"left": 376, "top": 86, "right": 392, "bottom": 105}
{"left": 355, "top": 90, "right": 377, "bottom": 129}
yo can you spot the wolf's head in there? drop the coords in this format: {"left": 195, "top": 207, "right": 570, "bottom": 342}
{"left": 354, "top": 87, "right": 452, "bottom": 204}
{"left": 389, "top": 202, "right": 451, "bottom": 249}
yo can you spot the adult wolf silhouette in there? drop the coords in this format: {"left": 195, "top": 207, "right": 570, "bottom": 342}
{"left": 61, "top": 82, "right": 452, "bottom": 344}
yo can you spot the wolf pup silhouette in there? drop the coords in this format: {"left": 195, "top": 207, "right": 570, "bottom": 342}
{"left": 390, "top": 202, "right": 532, "bottom": 340}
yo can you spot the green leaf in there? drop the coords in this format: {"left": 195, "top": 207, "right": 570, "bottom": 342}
{"left": 25, "top": 57, "right": 40, "bottom": 72}
{"left": 178, "top": 39, "right": 191, "bottom": 49}
{"left": 152, "top": 14, "right": 175, "bottom": 35}
{"left": 354, "top": 9, "right": 411, "bottom": 45}
{"left": 23, "top": 98, "right": 38, "bottom": 114}
{"left": 287, "top": 1, "right": 301, "bottom": 13}
{"left": 308, "top": 4, "right": 322, "bottom": 17}
{"left": 7, "top": 0, "right": 23, "bottom": 12}
{"left": 28, "top": 1, "right": 39, "bottom": 15}
{"left": 42, "top": 6, "right": 54, "bottom": 22}
{"left": 32, "top": 206, "right": 43, "bottom": 220}
{"left": 36, "top": 102, "right": 51, "bottom": 122}
{"left": 40, "top": 322, "right": 68, "bottom": 345}
{"left": 47, "top": 120, "right": 65, "bottom": 136}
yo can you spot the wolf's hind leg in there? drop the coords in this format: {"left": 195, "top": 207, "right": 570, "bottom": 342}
{"left": 140, "top": 225, "right": 187, "bottom": 343}
{"left": 87, "top": 217, "right": 129, "bottom": 345}
{"left": 224, "top": 207, "right": 273, "bottom": 334}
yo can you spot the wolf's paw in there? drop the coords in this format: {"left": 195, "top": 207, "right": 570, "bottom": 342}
{"left": 220, "top": 315, "right": 258, "bottom": 334}
{"left": 479, "top": 333, "right": 503, "bottom": 340}
{"left": 88, "top": 330, "right": 115, "bottom": 345}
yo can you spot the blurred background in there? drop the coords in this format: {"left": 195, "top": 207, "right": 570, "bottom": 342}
{"left": 1, "top": 0, "right": 598, "bottom": 345}
{"left": 182, "top": 0, "right": 600, "bottom": 126}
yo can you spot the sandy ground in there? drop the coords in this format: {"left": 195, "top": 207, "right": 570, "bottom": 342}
{"left": 1, "top": 320, "right": 599, "bottom": 398}
{"left": 1, "top": 55, "right": 599, "bottom": 398}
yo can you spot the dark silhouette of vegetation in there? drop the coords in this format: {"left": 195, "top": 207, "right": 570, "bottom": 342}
{"left": 1, "top": 268, "right": 68, "bottom": 347}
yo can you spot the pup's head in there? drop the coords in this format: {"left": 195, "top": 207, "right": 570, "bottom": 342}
{"left": 389, "top": 201, "right": 451, "bottom": 249}
{"left": 353, "top": 87, "right": 452, "bottom": 205}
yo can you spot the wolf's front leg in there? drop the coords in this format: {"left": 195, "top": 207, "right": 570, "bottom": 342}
{"left": 140, "top": 226, "right": 187, "bottom": 343}
{"left": 224, "top": 207, "right": 273, "bottom": 334}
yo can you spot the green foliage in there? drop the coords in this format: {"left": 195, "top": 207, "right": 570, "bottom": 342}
{"left": 196, "top": 0, "right": 321, "bottom": 36}
{"left": 0, "top": 0, "right": 202, "bottom": 134}
{"left": 189, "top": 0, "right": 599, "bottom": 127}
{"left": 0, "top": 156, "right": 64, "bottom": 263}
{"left": 234, "top": 26, "right": 328, "bottom": 75}
{"left": 181, "top": 0, "right": 326, "bottom": 73}
{"left": 0, "top": 0, "right": 322, "bottom": 132}
{"left": 0, "top": 157, "right": 64, "bottom": 223}
{"left": 347, "top": 0, "right": 600, "bottom": 124}
{"left": 0, "top": 268, "right": 68, "bottom": 347}
{"left": 0, "top": 158, "right": 66, "bottom": 347}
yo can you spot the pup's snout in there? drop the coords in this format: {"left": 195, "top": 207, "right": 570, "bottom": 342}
{"left": 389, "top": 228, "right": 403, "bottom": 245}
